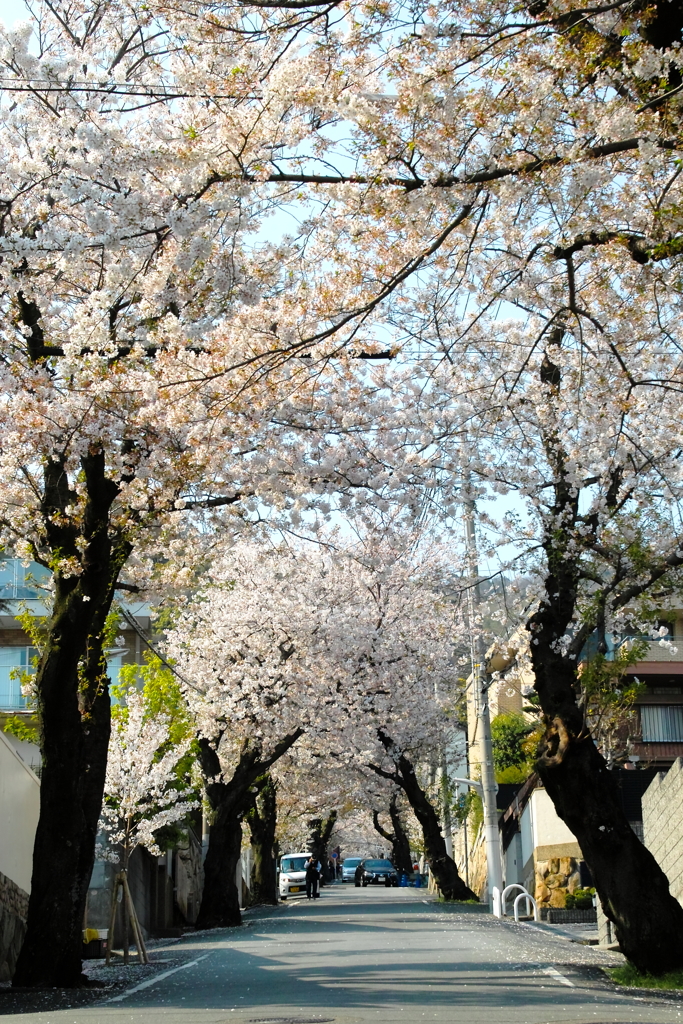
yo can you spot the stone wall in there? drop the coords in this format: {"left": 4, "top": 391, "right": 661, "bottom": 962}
{"left": 642, "top": 757, "right": 683, "bottom": 905}
{"left": 534, "top": 855, "right": 581, "bottom": 907}
{"left": 0, "top": 870, "right": 28, "bottom": 983}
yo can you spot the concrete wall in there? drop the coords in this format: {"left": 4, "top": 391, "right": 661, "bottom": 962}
{"left": 642, "top": 757, "right": 683, "bottom": 905}
{"left": 0, "top": 730, "right": 40, "bottom": 982}
{"left": 0, "top": 730, "right": 39, "bottom": 893}
{"left": 0, "top": 870, "right": 29, "bottom": 982}
{"left": 530, "top": 788, "right": 581, "bottom": 860}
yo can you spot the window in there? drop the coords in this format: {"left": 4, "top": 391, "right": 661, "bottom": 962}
{"left": 641, "top": 705, "right": 683, "bottom": 742}
{"left": 0, "top": 647, "right": 37, "bottom": 710}
{"left": 0, "top": 648, "right": 127, "bottom": 711}
{"left": 0, "top": 559, "right": 49, "bottom": 601}
{"left": 280, "top": 857, "right": 308, "bottom": 872}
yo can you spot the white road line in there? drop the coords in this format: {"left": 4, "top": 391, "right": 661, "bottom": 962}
{"left": 542, "top": 965, "right": 575, "bottom": 987}
{"left": 102, "top": 953, "right": 210, "bottom": 1004}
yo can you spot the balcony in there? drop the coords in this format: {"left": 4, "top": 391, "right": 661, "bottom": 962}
{"left": 620, "top": 637, "right": 683, "bottom": 675}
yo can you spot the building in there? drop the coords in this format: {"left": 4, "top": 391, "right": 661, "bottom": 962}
{"left": 623, "top": 620, "right": 683, "bottom": 766}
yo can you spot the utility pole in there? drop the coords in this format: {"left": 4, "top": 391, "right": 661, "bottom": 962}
{"left": 463, "top": 491, "right": 504, "bottom": 909}
{"left": 440, "top": 750, "right": 454, "bottom": 858}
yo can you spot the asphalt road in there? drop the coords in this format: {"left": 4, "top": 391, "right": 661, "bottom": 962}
{"left": 5, "top": 886, "right": 683, "bottom": 1024}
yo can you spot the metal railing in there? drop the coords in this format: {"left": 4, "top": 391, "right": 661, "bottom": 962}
{"left": 492, "top": 883, "right": 539, "bottom": 922}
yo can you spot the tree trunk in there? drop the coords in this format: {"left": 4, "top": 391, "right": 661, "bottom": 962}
{"left": 13, "top": 452, "right": 129, "bottom": 988}
{"left": 308, "top": 810, "right": 337, "bottom": 883}
{"left": 388, "top": 796, "right": 414, "bottom": 875}
{"left": 13, "top": 620, "right": 112, "bottom": 986}
{"left": 370, "top": 731, "right": 477, "bottom": 901}
{"left": 372, "top": 794, "right": 413, "bottom": 874}
{"left": 197, "top": 730, "right": 302, "bottom": 928}
{"left": 246, "top": 774, "right": 278, "bottom": 907}
{"left": 531, "top": 638, "right": 683, "bottom": 974}
{"left": 197, "top": 805, "right": 244, "bottom": 929}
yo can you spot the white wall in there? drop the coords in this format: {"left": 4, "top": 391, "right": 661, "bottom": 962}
{"left": 530, "top": 788, "right": 578, "bottom": 848}
{"left": 520, "top": 801, "right": 534, "bottom": 867}
{"left": 0, "top": 730, "right": 40, "bottom": 893}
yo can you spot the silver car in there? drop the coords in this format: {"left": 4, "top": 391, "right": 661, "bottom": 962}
{"left": 341, "top": 857, "right": 363, "bottom": 883}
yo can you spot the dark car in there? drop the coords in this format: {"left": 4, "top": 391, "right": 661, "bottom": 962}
{"left": 354, "top": 858, "right": 398, "bottom": 887}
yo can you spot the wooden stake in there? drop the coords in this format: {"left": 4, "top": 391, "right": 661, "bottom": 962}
{"left": 105, "top": 873, "right": 121, "bottom": 966}
{"left": 122, "top": 870, "right": 149, "bottom": 964}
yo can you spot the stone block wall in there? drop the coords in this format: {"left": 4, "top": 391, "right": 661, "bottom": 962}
{"left": 534, "top": 856, "right": 581, "bottom": 907}
{"left": 642, "top": 757, "right": 683, "bottom": 904}
{"left": 0, "top": 870, "right": 28, "bottom": 983}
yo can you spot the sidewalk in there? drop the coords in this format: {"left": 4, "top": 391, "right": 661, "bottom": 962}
{"left": 521, "top": 919, "right": 600, "bottom": 945}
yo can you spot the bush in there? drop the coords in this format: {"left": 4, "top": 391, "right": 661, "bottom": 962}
{"left": 565, "top": 886, "right": 595, "bottom": 909}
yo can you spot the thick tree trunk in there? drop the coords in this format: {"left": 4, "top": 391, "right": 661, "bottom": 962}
{"left": 532, "top": 642, "right": 683, "bottom": 974}
{"left": 246, "top": 775, "right": 278, "bottom": 907}
{"left": 13, "top": 452, "right": 128, "bottom": 988}
{"left": 388, "top": 796, "right": 414, "bottom": 875}
{"left": 373, "top": 795, "right": 413, "bottom": 874}
{"left": 197, "top": 730, "right": 302, "bottom": 928}
{"left": 197, "top": 807, "right": 244, "bottom": 928}
{"left": 371, "top": 731, "right": 477, "bottom": 901}
{"left": 308, "top": 810, "right": 337, "bottom": 882}
{"left": 13, "top": 620, "right": 111, "bottom": 986}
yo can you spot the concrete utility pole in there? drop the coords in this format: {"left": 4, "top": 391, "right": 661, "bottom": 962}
{"left": 463, "top": 492, "right": 504, "bottom": 908}
{"left": 440, "top": 750, "right": 454, "bottom": 859}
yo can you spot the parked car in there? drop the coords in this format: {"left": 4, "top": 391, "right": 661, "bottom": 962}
{"left": 341, "top": 857, "right": 363, "bottom": 883}
{"left": 278, "top": 853, "right": 312, "bottom": 899}
{"left": 354, "top": 858, "right": 398, "bottom": 887}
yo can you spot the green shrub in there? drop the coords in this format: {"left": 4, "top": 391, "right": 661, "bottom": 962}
{"left": 565, "top": 886, "right": 595, "bottom": 909}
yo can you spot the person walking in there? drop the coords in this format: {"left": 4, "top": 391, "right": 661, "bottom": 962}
{"left": 305, "top": 856, "right": 321, "bottom": 899}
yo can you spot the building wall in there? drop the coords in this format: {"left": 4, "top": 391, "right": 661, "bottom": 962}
{"left": 0, "top": 730, "right": 40, "bottom": 982}
{"left": 0, "top": 731, "right": 39, "bottom": 893}
{"left": 642, "top": 757, "right": 683, "bottom": 905}
{"left": 530, "top": 788, "right": 581, "bottom": 860}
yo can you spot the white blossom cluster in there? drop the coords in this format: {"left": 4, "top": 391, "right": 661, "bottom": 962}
{"left": 100, "top": 689, "right": 198, "bottom": 862}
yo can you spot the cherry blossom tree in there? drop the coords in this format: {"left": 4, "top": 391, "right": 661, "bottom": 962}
{"left": 99, "top": 687, "right": 199, "bottom": 961}
{"left": 164, "top": 545, "right": 326, "bottom": 927}
{"left": 4, "top": 0, "right": 683, "bottom": 984}
{"left": 101, "top": 689, "right": 197, "bottom": 867}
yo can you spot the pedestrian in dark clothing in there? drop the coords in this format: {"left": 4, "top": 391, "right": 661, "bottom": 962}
{"left": 305, "top": 857, "right": 321, "bottom": 899}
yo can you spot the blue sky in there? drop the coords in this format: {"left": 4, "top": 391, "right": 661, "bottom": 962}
{"left": 1, "top": 0, "right": 29, "bottom": 28}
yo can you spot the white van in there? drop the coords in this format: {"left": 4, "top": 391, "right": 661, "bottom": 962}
{"left": 278, "top": 852, "right": 313, "bottom": 899}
